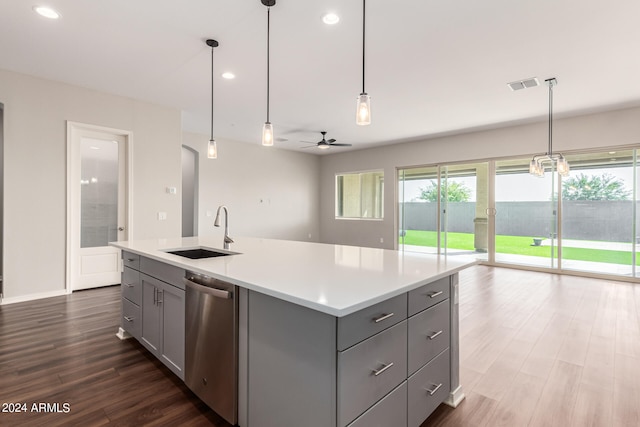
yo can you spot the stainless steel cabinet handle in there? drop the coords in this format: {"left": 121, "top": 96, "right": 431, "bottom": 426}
{"left": 373, "top": 312, "right": 395, "bottom": 323}
{"left": 184, "top": 278, "right": 232, "bottom": 299}
{"left": 124, "top": 316, "right": 134, "bottom": 322}
{"left": 157, "top": 289, "right": 163, "bottom": 304}
{"left": 127, "top": 258, "right": 135, "bottom": 262}
{"left": 427, "top": 330, "right": 443, "bottom": 340}
{"left": 153, "top": 287, "right": 158, "bottom": 305}
{"left": 372, "top": 362, "right": 394, "bottom": 376}
{"left": 426, "top": 383, "right": 443, "bottom": 396}
{"left": 124, "top": 283, "right": 134, "bottom": 288}
{"left": 429, "top": 291, "right": 443, "bottom": 299}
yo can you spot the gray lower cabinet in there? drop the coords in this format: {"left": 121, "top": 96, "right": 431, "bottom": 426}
{"left": 140, "top": 273, "right": 185, "bottom": 379}
{"left": 120, "top": 251, "right": 185, "bottom": 380}
{"left": 242, "top": 273, "right": 459, "bottom": 427}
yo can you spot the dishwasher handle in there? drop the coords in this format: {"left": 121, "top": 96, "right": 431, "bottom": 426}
{"left": 184, "top": 277, "right": 232, "bottom": 299}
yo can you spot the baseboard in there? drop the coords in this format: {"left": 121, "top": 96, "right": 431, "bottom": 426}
{"left": 444, "top": 385, "right": 465, "bottom": 408}
{"left": 116, "top": 327, "right": 132, "bottom": 340}
{"left": 0, "top": 289, "right": 68, "bottom": 305}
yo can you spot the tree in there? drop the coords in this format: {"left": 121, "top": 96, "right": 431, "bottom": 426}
{"left": 419, "top": 179, "right": 471, "bottom": 202}
{"left": 562, "top": 173, "right": 630, "bottom": 201}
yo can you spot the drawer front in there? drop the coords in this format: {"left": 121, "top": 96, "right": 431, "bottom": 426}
{"left": 140, "top": 257, "right": 185, "bottom": 290}
{"left": 121, "top": 267, "right": 142, "bottom": 305}
{"left": 338, "top": 321, "right": 407, "bottom": 427}
{"left": 347, "top": 382, "right": 407, "bottom": 427}
{"left": 408, "top": 300, "right": 450, "bottom": 375}
{"left": 122, "top": 297, "right": 141, "bottom": 340}
{"left": 408, "top": 276, "right": 449, "bottom": 316}
{"left": 338, "top": 293, "right": 407, "bottom": 351}
{"left": 408, "top": 348, "right": 450, "bottom": 427}
{"left": 122, "top": 251, "right": 140, "bottom": 270}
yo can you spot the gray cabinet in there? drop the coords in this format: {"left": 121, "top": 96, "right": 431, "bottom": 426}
{"left": 140, "top": 273, "right": 185, "bottom": 378}
{"left": 120, "top": 251, "right": 185, "bottom": 380}
{"left": 242, "top": 273, "right": 460, "bottom": 427}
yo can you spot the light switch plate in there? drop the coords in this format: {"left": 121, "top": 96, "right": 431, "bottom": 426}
{"left": 157, "top": 212, "right": 167, "bottom": 220}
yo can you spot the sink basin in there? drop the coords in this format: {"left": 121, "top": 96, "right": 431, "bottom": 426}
{"left": 165, "top": 248, "right": 235, "bottom": 259}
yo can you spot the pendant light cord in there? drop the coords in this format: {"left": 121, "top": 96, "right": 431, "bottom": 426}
{"left": 210, "top": 45, "right": 214, "bottom": 140}
{"left": 361, "top": 0, "right": 366, "bottom": 94}
{"left": 548, "top": 81, "right": 553, "bottom": 155}
{"left": 266, "top": 6, "right": 271, "bottom": 122}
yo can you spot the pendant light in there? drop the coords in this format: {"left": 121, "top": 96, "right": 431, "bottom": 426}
{"left": 206, "top": 39, "right": 219, "bottom": 159}
{"left": 356, "top": 0, "right": 371, "bottom": 125}
{"left": 529, "top": 78, "right": 570, "bottom": 177}
{"left": 261, "top": 0, "right": 276, "bottom": 146}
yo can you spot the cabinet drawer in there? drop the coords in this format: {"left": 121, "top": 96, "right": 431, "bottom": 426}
{"left": 408, "top": 300, "right": 450, "bottom": 375}
{"left": 408, "top": 276, "right": 449, "bottom": 316}
{"left": 338, "top": 321, "right": 407, "bottom": 427}
{"left": 347, "top": 382, "right": 407, "bottom": 427}
{"left": 122, "top": 251, "right": 140, "bottom": 270}
{"left": 408, "top": 348, "right": 450, "bottom": 427}
{"left": 140, "top": 257, "right": 185, "bottom": 290}
{"left": 338, "top": 293, "right": 407, "bottom": 351}
{"left": 121, "top": 267, "right": 141, "bottom": 305}
{"left": 122, "top": 297, "right": 141, "bottom": 340}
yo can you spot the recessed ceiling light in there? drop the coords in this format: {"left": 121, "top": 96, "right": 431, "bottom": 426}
{"left": 221, "top": 72, "right": 235, "bottom": 79}
{"left": 609, "top": 151, "right": 616, "bottom": 154}
{"left": 33, "top": 6, "right": 61, "bottom": 19}
{"left": 322, "top": 13, "right": 340, "bottom": 25}
{"left": 89, "top": 146, "right": 101, "bottom": 150}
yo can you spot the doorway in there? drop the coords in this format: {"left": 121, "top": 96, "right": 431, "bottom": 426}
{"left": 66, "top": 122, "right": 132, "bottom": 291}
{"left": 181, "top": 145, "right": 198, "bottom": 237}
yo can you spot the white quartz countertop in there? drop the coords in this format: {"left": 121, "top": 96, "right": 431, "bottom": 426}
{"left": 111, "top": 236, "right": 477, "bottom": 317}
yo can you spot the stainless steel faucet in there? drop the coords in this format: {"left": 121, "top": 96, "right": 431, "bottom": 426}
{"left": 214, "top": 205, "right": 234, "bottom": 249}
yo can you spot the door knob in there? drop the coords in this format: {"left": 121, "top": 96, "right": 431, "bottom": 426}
{"left": 118, "top": 227, "right": 125, "bottom": 231}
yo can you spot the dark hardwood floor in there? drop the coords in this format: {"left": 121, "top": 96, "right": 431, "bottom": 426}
{"left": 1, "top": 266, "right": 639, "bottom": 426}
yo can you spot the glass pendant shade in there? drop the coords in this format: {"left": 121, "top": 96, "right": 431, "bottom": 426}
{"left": 262, "top": 122, "right": 273, "bottom": 146}
{"left": 356, "top": 93, "right": 371, "bottom": 126}
{"left": 557, "top": 156, "right": 570, "bottom": 176}
{"left": 529, "top": 159, "right": 538, "bottom": 175}
{"left": 207, "top": 139, "right": 218, "bottom": 159}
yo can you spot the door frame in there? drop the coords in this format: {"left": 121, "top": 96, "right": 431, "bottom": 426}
{"left": 65, "top": 121, "right": 133, "bottom": 294}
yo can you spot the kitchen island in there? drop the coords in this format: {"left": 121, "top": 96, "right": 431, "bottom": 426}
{"left": 111, "top": 236, "right": 476, "bottom": 427}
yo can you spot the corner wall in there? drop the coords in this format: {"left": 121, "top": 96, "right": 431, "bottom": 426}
{"left": 319, "top": 106, "right": 640, "bottom": 249}
{"left": 0, "top": 69, "right": 182, "bottom": 302}
{"left": 182, "top": 132, "right": 320, "bottom": 242}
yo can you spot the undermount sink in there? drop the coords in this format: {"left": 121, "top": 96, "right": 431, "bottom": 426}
{"left": 165, "top": 248, "right": 235, "bottom": 259}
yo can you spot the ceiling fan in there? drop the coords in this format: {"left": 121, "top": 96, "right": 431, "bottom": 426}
{"left": 302, "top": 131, "right": 352, "bottom": 150}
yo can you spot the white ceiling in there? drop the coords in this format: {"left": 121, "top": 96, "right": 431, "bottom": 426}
{"left": 2, "top": 0, "right": 640, "bottom": 154}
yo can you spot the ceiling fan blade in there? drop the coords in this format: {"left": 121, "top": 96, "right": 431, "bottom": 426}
{"left": 328, "top": 143, "right": 352, "bottom": 147}
{"left": 300, "top": 145, "right": 318, "bottom": 149}
{"left": 327, "top": 138, "right": 336, "bottom": 143}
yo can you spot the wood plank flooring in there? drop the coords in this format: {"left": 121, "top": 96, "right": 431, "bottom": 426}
{"left": 1, "top": 266, "right": 639, "bottom": 426}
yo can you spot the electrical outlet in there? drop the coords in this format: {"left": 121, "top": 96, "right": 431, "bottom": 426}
{"left": 166, "top": 187, "right": 177, "bottom": 194}
{"left": 157, "top": 212, "right": 167, "bottom": 220}
{"left": 380, "top": 237, "right": 384, "bottom": 243}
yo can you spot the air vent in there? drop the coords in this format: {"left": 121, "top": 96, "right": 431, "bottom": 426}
{"left": 507, "top": 77, "right": 540, "bottom": 91}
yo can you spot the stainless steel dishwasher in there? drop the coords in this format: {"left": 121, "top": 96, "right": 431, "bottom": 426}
{"left": 184, "top": 271, "right": 238, "bottom": 425}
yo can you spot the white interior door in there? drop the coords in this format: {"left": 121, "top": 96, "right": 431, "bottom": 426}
{"left": 68, "top": 122, "right": 131, "bottom": 291}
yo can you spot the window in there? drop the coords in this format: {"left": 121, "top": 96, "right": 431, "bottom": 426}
{"left": 336, "top": 170, "right": 384, "bottom": 219}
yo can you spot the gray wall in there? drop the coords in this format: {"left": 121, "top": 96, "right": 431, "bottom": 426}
{"left": 182, "top": 132, "right": 321, "bottom": 243}
{"left": 401, "top": 201, "right": 637, "bottom": 242}
{"left": 319, "top": 106, "right": 640, "bottom": 249}
{"left": 0, "top": 69, "right": 182, "bottom": 302}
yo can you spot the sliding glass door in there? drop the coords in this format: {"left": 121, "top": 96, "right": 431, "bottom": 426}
{"left": 398, "top": 162, "right": 488, "bottom": 260}
{"left": 560, "top": 150, "right": 635, "bottom": 276}
{"left": 494, "top": 158, "right": 558, "bottom": 268}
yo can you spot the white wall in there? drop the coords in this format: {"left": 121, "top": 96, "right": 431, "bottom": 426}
{"left": 182, "top": 132, "right": 320, "bottom": 242}
{"left": 0, "top": 69, "right": 182, "bottom": 302}
{"left": 319, "top": 106, "right": 640, "bottom": 249}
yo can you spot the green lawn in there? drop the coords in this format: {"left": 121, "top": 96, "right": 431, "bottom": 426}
{"left": 401, "top": 230, "right": 633, "bottom": 265}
